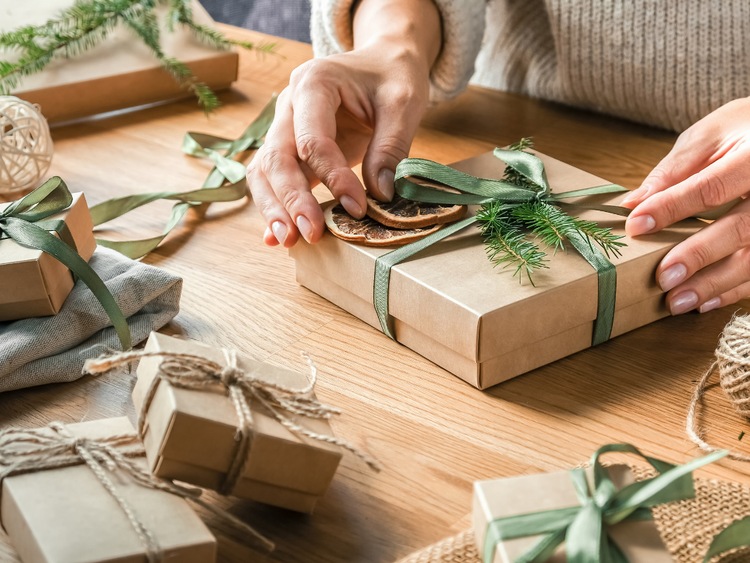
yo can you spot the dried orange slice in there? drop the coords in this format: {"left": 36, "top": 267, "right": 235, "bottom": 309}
{"left": 366, "top": 194, "right": 467, "bottom": 228}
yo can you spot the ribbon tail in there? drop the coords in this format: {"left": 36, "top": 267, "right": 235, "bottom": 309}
{"left": 374, "top": 216, "right": 477, "bottom": 339}
{"left": 96, "top": 201, "right": 192, "bottom": 259}
{"left": 703, "top": 515, "right": 750, "bottom": 562}
{"left": 4, "top": 218, "right": 132, "bottom": 350}
{"left": 565, "top": 231, "right": 616, "bottom": 346}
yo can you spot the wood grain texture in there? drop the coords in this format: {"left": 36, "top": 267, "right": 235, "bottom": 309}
{"left": 1, "top": 28, "right": 749, "bottom": 562}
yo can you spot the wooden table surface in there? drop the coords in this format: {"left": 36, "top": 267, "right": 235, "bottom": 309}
{"left": 2, "top": 27, "right": 750, "bottom": 563}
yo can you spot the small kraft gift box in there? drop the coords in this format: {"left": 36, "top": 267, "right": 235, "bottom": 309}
{"left": 473, "top": 464, "right": 672, "bottom": 562}
{"left": 0, "top": 417, "right": 217, "bottom": 563}
{"left": 0, "top": 190, "right": 95, "bottom": 321}
{"left": 132, "top": 332, "right": 344, "bottom": 513}
{"left": 290, "top": 150, "right": 704, "bottom": 389}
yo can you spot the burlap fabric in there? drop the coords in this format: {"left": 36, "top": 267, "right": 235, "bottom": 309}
{"left": 398, "top": 467, "right": 750, "bottom": 563}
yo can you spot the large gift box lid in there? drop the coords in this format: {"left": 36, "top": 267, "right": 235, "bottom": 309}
{"left": 291, "top": 151, "right": 703, "bottom": 388}
{"left": 1, "top": 0, "right": 238, "bottom": 123}
{"left": 0, "top": 191, "right": 96, "bottom": 320}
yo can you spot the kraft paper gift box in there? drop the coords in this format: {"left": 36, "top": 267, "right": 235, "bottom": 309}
{"left": 132, "top": 332, "right": 344, "bottom": 513}
{"left": 1, "top": 1, "right": 238, "bottom": 123}
{"left": 473, "top": 465, "right": 672, "bottom": 562}
{"left": 0, "top": 191, "right": 96, "bottom": 321}
{"left": 290, "top": 151, "right": 703, "bottom": 388}
{"left": 0, "top": 417, "right": 217, "bottom": 563}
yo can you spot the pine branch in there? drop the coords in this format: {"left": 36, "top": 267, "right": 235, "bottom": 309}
{"left": 476, "top": 200, "right": 548, "bottom": 285}
{"left": 0, "top": 0, "right": 276, "bottom": 111}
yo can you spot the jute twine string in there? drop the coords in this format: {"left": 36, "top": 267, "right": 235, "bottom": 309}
{"left": 0, "top": 421, "right": 275, "bottom": 559}
{"left": 687, "top": 314, "right": 750, "bottom": 461}
{"left": 0, "top": 96, "right": 53, "bottom": 194}
{"left": 83, "top": 348, "right": 381, "bottom": 494}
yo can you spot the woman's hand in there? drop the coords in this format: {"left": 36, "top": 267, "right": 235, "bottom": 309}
{"left": 247, "top": 0, "right": 441, "bottom": 247}
{"left": 622, "top": 97, "right": 750, "bottom": 314}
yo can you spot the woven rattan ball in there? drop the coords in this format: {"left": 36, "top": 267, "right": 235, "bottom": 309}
{"left": 716, "top": 314, "right": 750, "bottom": 419}
{"left": 0, "top": 96, "right": 53, "bottom": 194}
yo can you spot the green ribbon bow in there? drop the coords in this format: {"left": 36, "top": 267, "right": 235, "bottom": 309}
{"left": 483, "top": 444, "right": 727, "bottom": 563}
{"left": 91, "top": 95, "right": 277, "bottom": 259}
{"left": 703, "top": 514, "right": 750, "bottom": 562}
{"left": 374, "top": 148, "right": 630, "bottom": 346}
{"left": 0, "top": 177, "right": 131, "bottom": 350}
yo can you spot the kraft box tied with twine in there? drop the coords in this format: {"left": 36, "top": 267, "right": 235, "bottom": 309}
{"left": 0, "top": 416, "right": 275, "bottom": 563}
{"left": 83, "top": 332, "right": 380, "bottom": 514}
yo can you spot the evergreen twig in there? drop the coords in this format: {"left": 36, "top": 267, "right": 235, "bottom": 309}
{"left": 0, "top": 0, "right": 276, "bottom": 112}
{"left": 477, "top": 138, "right": 626, "bottom": 282}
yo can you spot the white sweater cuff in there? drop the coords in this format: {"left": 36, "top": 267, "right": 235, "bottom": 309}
{"left": 311, "top": 0, "right": 487, "bottom": 103}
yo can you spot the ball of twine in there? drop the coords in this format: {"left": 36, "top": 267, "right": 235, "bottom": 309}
{"left": 0, "top": 96, "right": 53, "bottom": 194}
{"left": 687, "top": 314, "right": 750, "bottom": 461}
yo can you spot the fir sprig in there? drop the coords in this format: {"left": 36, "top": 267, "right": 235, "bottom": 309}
{"left": 0, "top": 0, "right": 276, "bottom": 112}
{"left": 476, "top": 138, "right": 626, "bottom": 283}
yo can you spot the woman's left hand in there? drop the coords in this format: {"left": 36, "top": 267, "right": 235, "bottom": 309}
{"left": 622, "top": 97, "right": 750, "bottom": 315}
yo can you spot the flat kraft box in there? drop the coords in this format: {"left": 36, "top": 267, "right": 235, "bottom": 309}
{"left": 0, "top": 417, "right": 216, "bottom": 563}
{"left": 0, "top": 191, "right": 96, "bottom": 321}
{"left": 1, "top": 1, "right": 238, "bottom": 123}
{"left": 290, "top": 151, "right": 703, "bottom": 388}
{"left": 473, "top": 464, "right": 672, "bottom": 562}
{"left": 132, "top": 332, "right": 343, "bottom": 513}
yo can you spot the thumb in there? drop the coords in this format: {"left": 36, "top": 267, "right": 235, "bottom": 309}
{"left": 361, "top": 98, "right": 423, "bottom": 201}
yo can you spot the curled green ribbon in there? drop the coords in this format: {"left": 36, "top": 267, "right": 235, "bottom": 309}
{"left": 374, "top": 149, "right": 629, "bottom": 346}
{"left": 483, "top": 444, "right": 727, "bottom": 563}
{"left": 0, "top": 177, "right": 131, "bottom": 350}
{"left": 91, "top": 94, "right": 277, "bottom": 259}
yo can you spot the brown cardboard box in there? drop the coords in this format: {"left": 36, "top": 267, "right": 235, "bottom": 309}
{"left": 0, "top": 192, "right": 96, "bottom": 320}
{"left": 473, "top": 465, "right": 672, "bottom": 562}
{"left": 0, "top": 417, "right": 217, "bottom": 563}
{"left": 290, "top": 151, "right": 703, "bottom": 388}
{"left": 1, "top": 1, "right": 238, "bottom": 123}
{"left": 132, "top": 332, "right": 343, "bottom": 513}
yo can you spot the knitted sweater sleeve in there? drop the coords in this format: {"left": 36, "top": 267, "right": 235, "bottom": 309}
{"left": 310, "top": 0, "right": 487, "bottom": 103}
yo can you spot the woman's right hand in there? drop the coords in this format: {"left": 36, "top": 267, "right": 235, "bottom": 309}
{"left": 246, "top": 0, "right": 442, "bottom": 247}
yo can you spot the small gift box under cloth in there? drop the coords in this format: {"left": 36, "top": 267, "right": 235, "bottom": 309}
{"left": 473, "top": 464, "right": 672, "bottom": 562}
{"left": 132, "top": 332, "right": 345, "bottom": 513}
{"left": 0, "top": 417, "right": 217, "bottom": 563}
{"left": 0, "top": 189, "right": 95, "bottom": 321}
{"left": 291, "top": 150, "right": 704, "bottom": 389}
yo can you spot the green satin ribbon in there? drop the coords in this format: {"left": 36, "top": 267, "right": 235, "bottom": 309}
{"left": 0, "top": 177, "right": 131, "bottom": 350}
{"left": 704, "top": 514, "right": 750, "bottom": 562}
{"left": 91, "top": 94, "right": 277, "bottom": 259}
{"left": 483, "top": 444, "right": 727, "bottom": 563}
{"left": 373, "top": 148, "right": 629, "bottom": 346}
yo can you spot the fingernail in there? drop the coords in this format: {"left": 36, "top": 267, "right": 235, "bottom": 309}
{"left": 658, "top": 263, "right": 687, "bottom": 292}
{"left": 378, "top": 169, "right": 395, "bottom": 200}
{"left": 669, "top": 291, "right": 699, "bottom": 315}
{"left": 627, "top": 214, "right": 656, "bottom": 236}
{"left": 296, "top": 215, "right": 313, "bottom": 243}
{"left": 699, "top": 297, "right": 722, "bottom": 314}
{"left": 340, "top": 194, "right": 363, "bottom": 218}
{"left": 271, "top": 221, "right": 287, "bottom": 245}
{"left": 620, "top": 190, "right": 639, "bottom": 206}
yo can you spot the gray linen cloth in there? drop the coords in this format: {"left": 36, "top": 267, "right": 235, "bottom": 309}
{"left": 0, "top": 247, "right": 182, "bottom": 392}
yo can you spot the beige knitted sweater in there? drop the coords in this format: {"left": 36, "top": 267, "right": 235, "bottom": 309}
{"left": 311, "top": 0, "right": 749, "bottom": 132}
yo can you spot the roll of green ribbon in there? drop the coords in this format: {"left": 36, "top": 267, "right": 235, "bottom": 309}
{"left": 482, "top": 444, "right": 727, "bottom": 563}
{"left": 374, "top": 148, "right": 630, "bottom": 347}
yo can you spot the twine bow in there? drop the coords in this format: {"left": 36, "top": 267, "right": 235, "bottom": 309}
{"left": 482, "top": 444, "right": 727, "bottom": 563}
{"left": 374, "top": 148, "right": 630, "bottom": 346}
{"left": 0, "top": 421, "right": 275, "bottom": 560}
{"left": 0, "top": 176, "right": 131, "bottom": 349}
{"left": 83, "top": 347, "right": 380, "bottom": 495}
